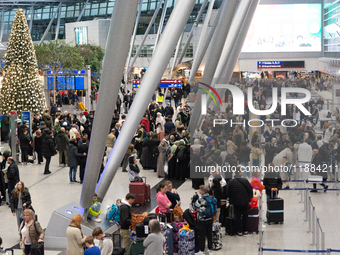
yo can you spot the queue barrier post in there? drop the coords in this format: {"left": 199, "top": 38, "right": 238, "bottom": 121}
{"left": 312, "top": 206, "right": 316, "bottom": 246}
{"left": 321, "top": 231, "right": 326, "bottom": 255}
{"left": 305, "top": 184, "right": 309, "bottom": 221}
{"left": 308, "top": 197, "right": 312, "bottom": 233}
{"left": 316, "top": 218, "right": 320, "bottom": 251}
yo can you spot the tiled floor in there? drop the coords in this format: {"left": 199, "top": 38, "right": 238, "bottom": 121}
{"left": 1, "top": 140, "right": 340, "bottom": 255}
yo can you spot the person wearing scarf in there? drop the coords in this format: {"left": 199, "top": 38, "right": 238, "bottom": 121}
{"left": 19, "top": 209, "right": 44, "bottom": 255}
{"left": 177, "top": 141, "right": 189, "bottom": 180}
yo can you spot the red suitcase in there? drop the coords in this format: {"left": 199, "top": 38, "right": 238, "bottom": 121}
{"left": 129, "top": 182, "right": 146, "bottom": 206}
{"left": 146, "top": 184, "right": 151, "bottom": 202}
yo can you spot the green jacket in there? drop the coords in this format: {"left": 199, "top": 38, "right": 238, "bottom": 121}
{"left": 55, "top": 131, "right": 69, "bottom": 150}
{"left": 89, "top": 201, "right": 101, "bottom": 217}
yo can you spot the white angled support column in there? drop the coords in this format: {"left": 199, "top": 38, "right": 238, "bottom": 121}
{"left": 188, "top": 0, "right": 215, "bottom": 83}
{"left": 153, "top": 0, "right": 168, "bottom": 53}
{"left": 80, "top": 0, "right": 140, "bottom": 210}
{"left": 55, "top": 5, "right": 62, "bottom": 40}
{"left": 177, "top": 0, "right": 209, "bottom": 66}
{"left": 124, "top": 0, "right": 144, "bottom": 83}
{"left": 0, "top": 9, "right": 4, "bottom": 43}
{"left": 126, "top": 0, "right": 164, "bottom": 76}
{"left": 96, "top": 0, "right": 196, "bottom": 200}
{"left": 188, "top": 0, "right": 238, "bottom": 132}
{"left": 198, "top": 0, "right": 259, "bottom": 125}
{"left": 39, "top": 2, "right": 62, "bottom": 44}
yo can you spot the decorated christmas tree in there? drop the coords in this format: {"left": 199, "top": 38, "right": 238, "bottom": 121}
{"left": 0, "top": 8, "right": 46, "bottom": 116}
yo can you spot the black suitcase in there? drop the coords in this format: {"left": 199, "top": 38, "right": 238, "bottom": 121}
{"left": 248, "top": 207, "right": 259, "bottom": 234}
{"left": 267, "top": 198, "right": 284, "bottom": 224}
{"left": 112, "top": 231, "right": 125, "bottom": 255}
{"left": 136, "top": 222, "right": 149, "bottom": 238}
{"left": 225, "top": 204, "right": 237, "bottom": 236}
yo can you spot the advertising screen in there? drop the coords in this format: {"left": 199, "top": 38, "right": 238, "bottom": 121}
{"left": 242, "top": 4, "right": 322, "bottom": 52}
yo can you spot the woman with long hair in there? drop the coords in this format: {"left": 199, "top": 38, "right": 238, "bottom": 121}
{"left": 66, "top": 214, "right": 86, "bottom": 255}
{"left": 156, "top": 182, "right": 171, "bottom": 223}
{"left": 19, "top": 209, "right": 44, "bottom": 255}
{"left": 11, "top": 181, "right": 31, "bottom": 228}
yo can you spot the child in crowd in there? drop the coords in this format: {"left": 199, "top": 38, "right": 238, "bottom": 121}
{"left": 84, "top": 236, "right": 101, "bottom": 255}
{"left": 88, "top": 193, "right": 102, "bottom": 223}
{"left": 107, "top": 199, "right": 121, "bottom": 223}
{"left": 92, "top": 227, "right": 113, "bottom": 255}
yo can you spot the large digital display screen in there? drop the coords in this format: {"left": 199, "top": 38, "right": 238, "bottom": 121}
{"left": 242, "top": 4, "right": 322, "bottom": 52}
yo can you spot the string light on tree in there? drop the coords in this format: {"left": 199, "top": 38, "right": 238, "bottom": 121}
{"left": 0, "top": 8, "right": 46, "bottom": 116}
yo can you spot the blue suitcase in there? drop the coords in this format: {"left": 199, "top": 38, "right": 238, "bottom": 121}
{"left": 178, "top": 229, "right": 195, "bottom": 255}
{"left": 163, "top": 228, "right": 173, "bottom": 255}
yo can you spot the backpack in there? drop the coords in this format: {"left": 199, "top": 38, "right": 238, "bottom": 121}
{"left": 106, "top": 204, "right": 119, "bottom": 222}
{"left": 200, "top": 195, "right": 217, "bottom": 219}
{"left": 171, "top": 204, "right": 183, "bottom": 222}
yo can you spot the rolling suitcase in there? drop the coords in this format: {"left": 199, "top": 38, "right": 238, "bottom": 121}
{"left": 267, "top": 197, "right": 284, "bottom": 224}
{"left": 178, "top": 229, "right": 195, "bottom": 255}
{"left": 172, "top": 222, "right": 185, "bottom": 253}
{"left": 163, "top": 227, "right": 173, "bottom": 255}
{"left": 112, "top": 231, "right": 125, "bottom": 255}
{"left": 145, "top": 184, "right": 150, "bottom": 202}
{"left": 129, "top": 182, "right": 146, "bottom": 206}
{"left": 248, "top": 207, "right": 259, "bottom": 234}
{"left": 140, "top": 147, "right": 150, "bottom": 169}
{"left": 78, "top": 102, "right": 85, "bottom": 110}
{"left": 136, "top": 222, "right": 149, "bottom": 238}
{"left": 225, "top": 204, "right": 236, "bottom": 236}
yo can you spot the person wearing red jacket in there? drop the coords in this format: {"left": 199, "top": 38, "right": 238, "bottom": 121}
{"left": 141, "top": 115, "right": 150, "bottom": 133}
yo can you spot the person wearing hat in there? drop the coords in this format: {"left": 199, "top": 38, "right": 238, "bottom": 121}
{"left": 39, "top": 121, "right": 49, "bottom": 138}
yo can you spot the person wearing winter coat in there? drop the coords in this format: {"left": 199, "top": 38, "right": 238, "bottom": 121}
{"left": 311, "top": 149, "right": 328, "bottom": 192}
{"left": 55, "top": 127, "right": 70, "bottom": 166}
{"left": 156, "top": 182, "right": 172, "bottom": 222}
{"left": 226, "top": 137, "right": 238, "bottom": 155}
{"left": 298, "top": 138, "right": 313, "bottom": 180}
{"left": 252, "top": 142, "right": 262, "bottom": 168}
{"left": 107, "top": 199, "right": 121, "bottom": 223}
{"left": 42, "top": 130, "right": 57, "bottom": 175}
{"left": 6, "top": 157, "right": 20, "bottom": 202}
{"left": 239, "top": 141, "right": 251, "bottom": 178}
{"left": 66, "top": 215, "right": 86, "bottom": 255}
{"left": 265, "top": 137, "right": 277, "bottom": 167}
{"left": 209, "top": 177, "right": 223, "bottom": 222}
{"left": 226, "top": 166, "right": 253, "bottom": 236}
{"left": 78, "top": 138, "right": 89, "bottom": 184}
{"left": 69, "top": 124, "right": 78, "bottom": 140}
{"left": 20, "top": 130, "right": 31, "bottom": 164}
{"left": 120, "top": 194, "right": 135, "bottom": 249}
{"left": 1, "top": 113, "right": 10, "bottom": 143}
{"left": 143, "top": 219, "right": 163, "bottom": 255}
{"left": 263, "top": 164, "right": 283, "bottom": 200}
{"left": 164, "top": 117, "right": 176, "bottom": 135}
{"left": 11, "top": 181, "right": 31, "bottom": 228}
{"left": 128, "top": 155, "right": 140, "bottom": 182}
{"left": 67, "top": 139, "right": 86, "bottom": 183}
{"left": 141, "top": 115, "right": 150, "bottom": 133}
{"left": 32, "top": 130, "right": 43, "bottom": 164}
{"left": 157, "top": 140, "right": 167, "bottom": 178}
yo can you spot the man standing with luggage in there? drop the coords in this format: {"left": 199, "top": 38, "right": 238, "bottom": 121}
{"left": 120, "top": 193, "right": 135, "bottom": 249}
{"left": 192, "top": 185, "right": 217, "bottom": 255}
{"left": 226, "top": 166, "right": 253, "bottom": 236}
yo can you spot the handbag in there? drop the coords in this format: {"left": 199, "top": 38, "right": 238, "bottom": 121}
{"left": 31, "top": 242, "right": 44, "bottom": 255}
{"left": 19, "top": 239, "right": 25, "bottom": 250}
{"left": 164, "top": 161, "right": 168, "bottom": 174}
{"left": 28, "top": 152, "right": 36, "bottom": 161}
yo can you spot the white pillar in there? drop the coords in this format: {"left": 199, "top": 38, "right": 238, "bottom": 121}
{"left": 80, "top": 0, "right": 140, "bottom": 210}
{"left": 96, "top": 0, "right": 197, "bottom": 200}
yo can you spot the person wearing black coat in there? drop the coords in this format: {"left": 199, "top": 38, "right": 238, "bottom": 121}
{"left": 67, "top": 139, "right": 86, "bottom": 183}
{"left": 1, "top": 113, "right": 10, "bottom": 143}
{"left": 209, "top": 177, "right": 223, "bottom": 222}
{"left": 42, "top": 130, "right": 57, "bottom": 174}
{"left": 146, "top": 134, "right": 160, "bottom": 171}
{"left": 226, "top": 167, "right": 253, "bottom": 235}
{"left": 224, "top": 153, "right": 238, "bottom": 182}
{"left": 20, "top": 130, "right": 31, "bottom": 164}
{"left": 33, "top": 130, "right": 44, "bottom": 164}
{"left": 311, "top": 149, "right": 328, "bottom": 192}
{"left": 10, "top": 181, "right": 31, "bottom": 228}
{"left": 265, "top": 137, "right": 277, "bottom": 166}
{"left": 0, "top": 152, "right": 7, "bottom": 204}
{"left": 6, "top": 157, "right": 20, "bottom": 202}
{"left": 263, "top": 164, "right": 283, "bottom": 200}
{"left": 78, "top": 138, "right": 89, "bottom": 184}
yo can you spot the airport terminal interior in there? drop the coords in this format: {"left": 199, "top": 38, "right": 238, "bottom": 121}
{"left": 1, "top": 0, "right": 340, "bottom": 255}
